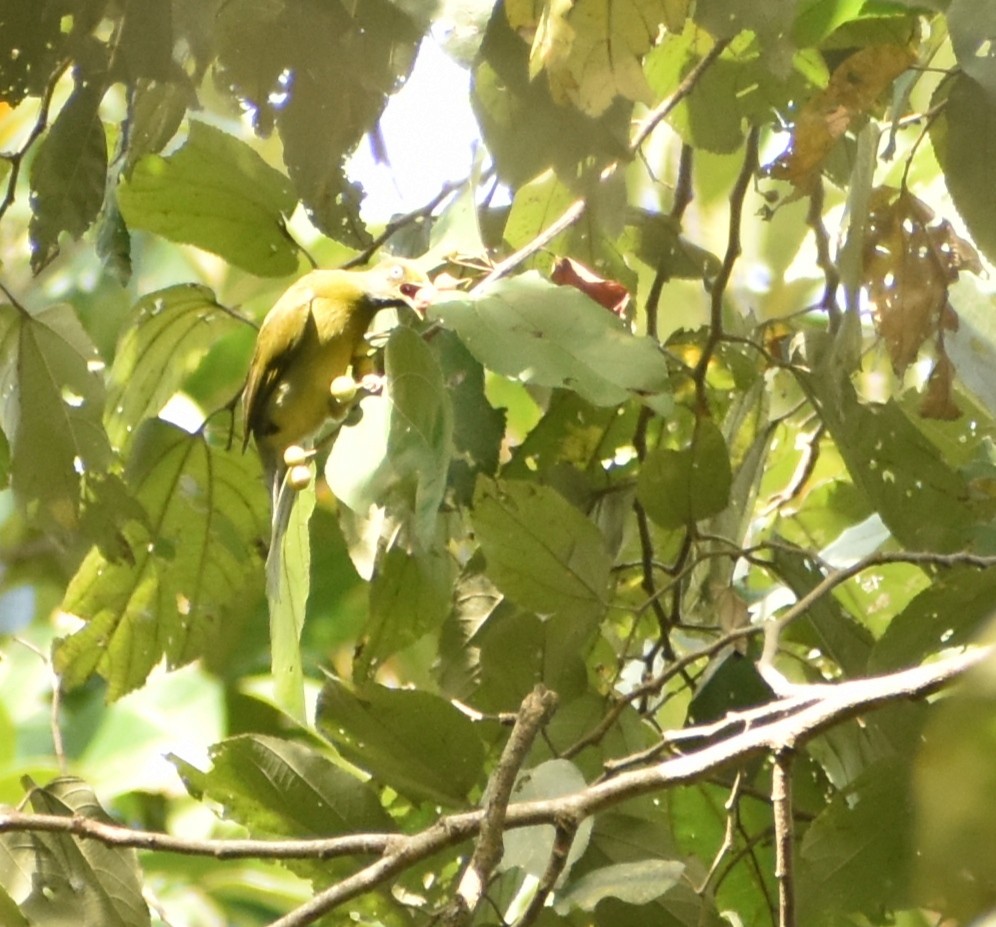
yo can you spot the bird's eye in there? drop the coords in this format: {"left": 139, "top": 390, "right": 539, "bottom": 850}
{"left": 388, "top": 264, "right": 405, "bottom": 281}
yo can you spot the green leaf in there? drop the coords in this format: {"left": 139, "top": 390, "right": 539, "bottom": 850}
{"left": 637, "top": 419, "right": 732, "bottom": 529}
{"left": 358, "top": 541, "right": 454, "bottom": 681}
{"left": 770, "top": 545, "right": 874, "bottom": 677}
{"left": 28, "top": 80, "right": 108, "bottom": 273}
{"left": 501, "top": 759, "right": 593, "bottom": 876}
{"left": 0, "top": 777, "right": 149, "bottom": 927}
{"left": 797, "top": 757, "right": 914, "bottom": 923}
{"left": 118, "top": 121, "right": 299, "bottom": 276}
{"left": 171, "top": 734, "right": 395, "bottom": 837}
{"left": 931, "top": 75, "right": 996, "bottom": 267}
{"left": 316, "top": 679, "right": 485, "bottom": 806}
{"left": 105, "top": 285, "right": 242, "bottom": 451}
{"left": 124, "top": 77, "right": 193, "bottom": 171}
{"left": 555, "top": 860, "right": 685, "bottom": 913}
{"left": 0, "top": 302, "right": 112, "bottom": 529}
{"left": 430, "top": 273, "right": 672, "bottom": 413}
{"left": 54, "top": 421, "right": 267, "bottom": 699}
{"left": 472, "top": 478, "right": 611, "bottom": 625}
{"left": 503, "top": 169, "right": 577, "bottom": 254}
{"left": 947, "top": 0, "right": 996, "bottom": 99}
{"left": 870, "top": 567, "right": 996, "bottom": 672}
{"left": 267, "top": 476, "right": 314, "bottom": 723}
{"left": 436, "top": 330, "right": 504, "bottom": 506}
{"left": 326, "top": 327, "right": 452, "bottom": 544}
{"left": 805, "top": 369, "right": 976, "bottom": 551}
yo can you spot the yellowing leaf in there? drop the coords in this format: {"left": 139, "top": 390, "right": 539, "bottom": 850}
{"left": 861, "top": 187, "right": 979, "bottom": 385}
{"left": 530, "top": 0, "right": 668, "bottom": 115}
{"left": 769, "top": 45, "right": 915, "bottom": 187}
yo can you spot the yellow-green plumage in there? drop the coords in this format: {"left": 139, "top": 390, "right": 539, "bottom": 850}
{"left": 241, "top": 258, "right": 430, "bottom": 493}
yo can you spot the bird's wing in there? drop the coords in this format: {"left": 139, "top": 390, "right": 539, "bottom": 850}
{"left": 241, "top": 295, "right": 311, "bottom": 449}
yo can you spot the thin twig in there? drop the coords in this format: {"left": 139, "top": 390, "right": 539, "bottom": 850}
{"left": 772, "top": 749, "right": 796, "bottom": 927}
{"left": 342, "top": 177, "right": 470, "bottom": 269}
{"left": 438, "top": 685, "right": 559, "bottom": 927}
{"left": 513, "top": 820, "right": 578, "bottom": 927}
{"left": 692, "top": 125, "right": 760, "bottom": 415}
{"left": 481, "top": 40, "right": 730, "bottom": 285}
{"left": 805, "top": 179, "right": 841, "bottom": 328}
{"left": 1, "top": 647, "right": 986, "bottom": 927}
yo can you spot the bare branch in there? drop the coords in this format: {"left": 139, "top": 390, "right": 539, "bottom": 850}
{"left": 438, "top": 685, "right": 559, "bottom": 927}
{"left": 772, "top": 750, "right": 796, "bottom": 927}
{"left": 1, "top": 648, "right": 986, "bottom": 927}
{"left": 513, "top": 819, "right": 578, "bottom": 927}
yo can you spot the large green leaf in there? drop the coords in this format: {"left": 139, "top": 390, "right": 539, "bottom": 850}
{"left": 0, "top": 777, "right": 149, "bottom": 927}
{"left": 637, "top": 419, "right": 732, "bottom": 529}
{"left": 28, "top": 80, "right": 108, "bottom": 273}
{"left": 555, "top": 860, "right": 685, "bottom": 913}
{"left": 0, "top": 302, "right": 111, "bottom": 529}
{"left": 105, "top": 285, "right": 243, "bottom": 451}
{"left": 430, "top": 273, "right": 672, "bottom": 413}
{"left": 805, "top": 368, "right": 976, "bottom": 551}
{"left": 171, "top": 734, "right": 394, "bottom": 837}
{"left": 316, "top": 679, "right": 485, "bottom": 806}
{"left": 54, "top": 421, "right": 267, "bottom": 699}
{"left": 326, "top": 326, "right": 452, "bottom": 545}
{"left": 267, "top": 476, "right": 314, "bottom": 722}
{"left": 931, "top": 74, "right": 996, "bottom": 267}
{"left": 472, "top": 478, "right": 612, "bottom": 625}
{"left": 118, "top": 121, "right": 299, "bottom": 276}
{"left": 357, "top": 541, "right": 454, "bottom": 681}
{"left": 870, "top": 567, "right": 996, "bottom": 671}
{"left": 797, "top": 757, "right": 914, "bottom": 923}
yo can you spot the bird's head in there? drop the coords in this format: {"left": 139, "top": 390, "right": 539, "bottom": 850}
{"left": 359, "top": 258, "right": 436, "bottom": 315}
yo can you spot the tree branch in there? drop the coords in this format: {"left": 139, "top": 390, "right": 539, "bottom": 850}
{"left": 772, "top": 749, "right": 796, "bottom": 927}
{"left": 2, "top": 646, "right": 985, "bottom": 927}
{"left": 438, "top": 685, "right": 559, "bottom": 927}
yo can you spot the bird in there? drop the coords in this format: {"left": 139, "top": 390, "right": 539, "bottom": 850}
{"left": 241, "top": 257, "right": 433, "bottom": 503}
{"left": 239, "top": 258, "right": 433, "bottom": 596}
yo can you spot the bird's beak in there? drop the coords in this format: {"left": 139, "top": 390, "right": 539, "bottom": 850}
{"left": 401, "top": 281, "right": 437, "bottom": 316}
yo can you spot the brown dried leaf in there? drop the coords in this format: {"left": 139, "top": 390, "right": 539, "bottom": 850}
{"left": 551, "top": 256, "right": 631, "bottom": 316}
{"left": 768, "top": 44, "right": 916, "bottom": 187}
{"left": 862, "top": 188, "right": 976, "bottom": 374}
{"left": 919, "top": 351, "right": 962, "bottom": 420}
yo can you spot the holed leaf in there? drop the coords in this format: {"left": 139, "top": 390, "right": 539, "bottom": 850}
{"left": 0, "top": 302, "right": 111, "bottom": 530}
{"left": 0, "top": 777, "right": 149, "bottom": 927}
{"left": 105, "top": 285, "right": 244, "bottom": 452}
{"left": 118, "top": 121, "right": 299, "bottom": 276}
{"left": 54, "top": 421, "right": 267, "bottom": 700}
{"left": 429, "top": 273, "right": 672, "bottom": 414}
{"left": 316, "top": 679, "right": 485, "bottom": 806}
{"left": 28, "top": 79, "right": 108, "bottom": 273}
{"left": 768, "top": 45, "right": 915, "bottom": 188}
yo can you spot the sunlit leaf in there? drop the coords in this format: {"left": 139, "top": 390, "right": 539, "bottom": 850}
{"left": 105, "top": 285, "right": 244, "bottom": 451}
{"left": 531, "top": 0, "right": 666, "bottom": 115}
{"left": 430, "top": 273, "right": 672, "bottom": 413}
{"left": 118, "top": 121, "right": 299, "bottom": 276}
{"left": 171, "top": 734, "right": 394, "bottom": 837}
{"left": 555, "top": 859, "right": 685, "bottom": 913}
{"left": 54, "top": 421, "right": 267, "bottom": 699}
{"left": 0, "top": 777, "right": 149, "bottom": 927}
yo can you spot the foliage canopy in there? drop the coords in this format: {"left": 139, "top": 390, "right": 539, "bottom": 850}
{"left": 2, "top": 1, "right": 996, "bottom": 926}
